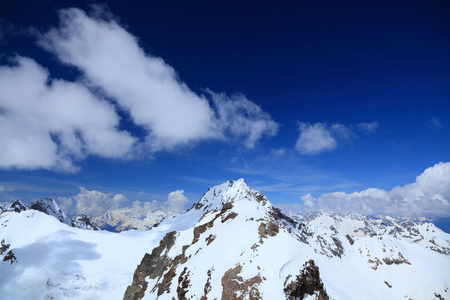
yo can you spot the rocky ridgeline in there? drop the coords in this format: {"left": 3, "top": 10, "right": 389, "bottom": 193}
{"left": 1, "top": 199, "right": 99, "bottom": 230}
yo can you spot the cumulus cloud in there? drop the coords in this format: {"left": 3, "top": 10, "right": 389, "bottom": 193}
{"left": 59, "top": 187, "right": 189, "bottom": 217}
{"left": 59, "top": 187, "right": 127, "bottom": 216}
{"left": 39, "top": 7, "right": 277, "bottom": 151}
{"left": 295, "top": 121, "right": 378, "bottom": 155}
{"left": 0, "top": 57, "right": 136, "bottom": 172}
{"left": 298, "top": 162, "right": 450, "bottom": 218}
{"left": 0, "top": 6, "right": 277, "bottom": 171}
{"left": 295, "top": 123, "right": 337, "bottom": 155}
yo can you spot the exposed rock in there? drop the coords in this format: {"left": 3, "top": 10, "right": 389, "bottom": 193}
{"left": 0, "top": 239, "right": 9, "bottom": 255}
{"left": 382, "top": 252, "right": 410, "bottom": 265}
{"left": 205, "top": 234, "right": 216, "bottom": 245}
{"left": 1, "top": 240, "right": 17, "bottom": 265}
{"left": 384, "top": 281, "right": 392, "bottom": 288}
{"left": 10, "top": 200, "right": 28, "bottom": 213}
{"left": 72, "top": 214, "right": 100, "bottom": 230}
{"left": 3, "top": 250, "right": 17, "bottom": 264}
{"left": 123, "top": 231, "right": 178, "bottom": 300}
{"left": 157, "top": 267, "right": 176, "bottom": 296}
{"left": 330, "top": 237, "right": 344, "bottom": 258}
{"left": 177, "top": 267, "right": 190, "bottom": 300}
{"left": 201, "top": 268, "right": 213, "bottom": 299}
{"left": 221, "top": 264, "right": 262, "bottom": 300}
{"left": 346, "top": 234, "right": 355, "bottom": 245}
{"left": 258, "top": 221, "right": 279, "bottom": 240}
{"left": 284, "top": 260, "right": 329, "bottom": 300}
{"left": 30, "top": 198, "right": 72, "bottom": 226}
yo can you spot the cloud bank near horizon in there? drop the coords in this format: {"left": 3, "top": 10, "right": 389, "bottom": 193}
{"left": 58, "top": 187, "right": 189, "bottom": 217}
{"left": 294, "top": 162, "right": 450, "bottom": 218}
{"left": 0, "top": 7, "right": 278, "bottom": 172}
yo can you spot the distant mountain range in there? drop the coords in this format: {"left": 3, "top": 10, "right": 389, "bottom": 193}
{"left": 1, "top": 198, "right": 175, "bottom": 232}
{"left": 1, "top": 198, "right": 99, "bottom": 230}
{"left": 1, "top": 179, "right": 449, "bottom": 299}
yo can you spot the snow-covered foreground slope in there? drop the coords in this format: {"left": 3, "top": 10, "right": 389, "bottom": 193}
{"left": 1, "top": 179, "right": 450, "bottom": 299}
{"left": 0, "top": 206, "right": 204, "bottom": 299}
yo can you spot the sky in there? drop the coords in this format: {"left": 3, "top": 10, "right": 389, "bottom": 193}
{"left": 0, "top": 0, "right": 449, "bottom": 220}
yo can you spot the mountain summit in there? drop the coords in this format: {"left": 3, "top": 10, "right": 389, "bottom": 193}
{"left": 1, "top": 180, "right": 449, "bottom": 299}
{"left": 124, "top": 180, "right": 450, "bottom": 300}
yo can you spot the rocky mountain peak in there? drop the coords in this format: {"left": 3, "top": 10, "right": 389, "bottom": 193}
{"left": 30, "top": 198, "right": 73, "bottom": 226}
{"left": 10, "top": 200, "right": 28, "bottom": 213}
{"left": 191, "top": 178, "right": 271, "bottom": 213}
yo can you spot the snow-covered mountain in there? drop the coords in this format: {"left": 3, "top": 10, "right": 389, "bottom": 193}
{"left": 1, "top": 198, "right": 99, "bottom": 230}
{"left": 1, "top": 179, "right": 449, "bottom": 299}
{"left": 92, "top": 207, "right": 176, "bottom": 232}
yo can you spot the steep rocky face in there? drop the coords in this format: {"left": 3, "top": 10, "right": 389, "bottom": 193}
{"left": 124, "top": 231, "right": 178, "bottom": 300}
{"left": 10, "top": 200, "right": 28, "bottom": 213}
{"left": 30, "top": 198, "right": 73, "bottom": 226}
{"left": 284, "top": 260, "right": 329, "bottom": 300}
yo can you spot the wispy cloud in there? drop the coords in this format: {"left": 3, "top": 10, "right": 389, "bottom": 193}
{"left": 225, "top": 150, "right": 359, "bottom": 196}
{"left": 428, "top": 117, "right": 442, "bottom": 129}
{"left": 357, "top": 122, "right": 379, "bottom": 134}
{"left": 287, "top": 162, "right": 450, "bottom": 218}
{"left": 0, "top": 6, "right": 277, "bottom": 172}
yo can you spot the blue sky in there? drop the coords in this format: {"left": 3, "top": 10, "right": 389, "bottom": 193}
{"left": 0, "top": 1, "right": 449, "bottom": 219}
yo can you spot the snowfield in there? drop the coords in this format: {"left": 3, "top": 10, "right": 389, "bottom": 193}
{"left": 1, "top": 179, "right": 450, "bottom": 299}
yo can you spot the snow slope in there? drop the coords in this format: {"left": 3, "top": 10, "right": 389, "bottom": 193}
{"left": 1, "top": 179, "right": 450, "bottom": 299}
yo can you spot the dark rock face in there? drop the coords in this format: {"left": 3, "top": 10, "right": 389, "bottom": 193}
{"left": 346, "top": 234, "right": 355, "bottom": 245}
{"left": 284, "top": 260, "right": 329, "bottom": 300}
{"left": 72, "top": 214, "right": 100, "bottom": 230}
{"left": 30, "top": 198, "right": 72, "bottom": 225}
{"left": 123, "top": 231, "right": 178, "bottom": 300}
{"left": 10, "top": 200, "right": 28, "bottom": 213}
{"left": 1, "top": 239, "right": 16, "bottom": 264}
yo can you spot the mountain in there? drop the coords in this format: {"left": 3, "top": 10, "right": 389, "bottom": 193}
{"left": 1, "top": 198, "right": 99, "bottom": 230}
{"left": 92, "top": 207, "right": 176, "bottom": 232}
{"left": 124, "top": 179, "right": 450, "bottom": 299}
{"left": 1, "top": 179, "right": 449, "bottom": 299}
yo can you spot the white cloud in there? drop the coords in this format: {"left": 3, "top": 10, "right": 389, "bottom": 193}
{"left": 295, "top": 122, "right": 337, "bottom": 155}
{"left": 0, "top": 57, "right": 136, "bottom": 172}
{"left": 0, "top": 7, "right": 278, "bottom": 172}
{"left": 59, "top": 187, "right": 127, "bottom": 216}
{"left": 297, "top": 162, "right": 450, "bottom": 218}
{"left": 295, "top": 121, "right": 379, "bottom": 155}
{"left": 210, "top": 92, "right": 278, "bottom": 148}
{"left": 166, "top": 190, "right": 189, "bottom": 214}
{"left": 39, "top": 7, "right": 277, "bottom": 152}
{"left": 59, "top": 187, "right": 189, "bottom": 217}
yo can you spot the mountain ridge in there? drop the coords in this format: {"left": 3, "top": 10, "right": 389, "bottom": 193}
{"left": 1, "top": 179, "right": 449, "bottom": 299}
